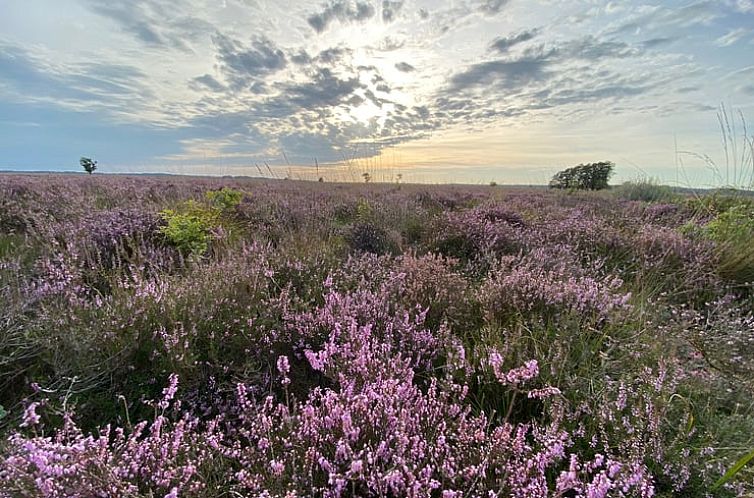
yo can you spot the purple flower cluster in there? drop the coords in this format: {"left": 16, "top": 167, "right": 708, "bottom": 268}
{"left": 481, "top": 253, "right": 631, "bottom": 324}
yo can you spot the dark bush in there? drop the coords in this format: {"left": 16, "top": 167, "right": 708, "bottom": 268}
{"left": 549, "top": 161, "right": 614, "bottom": 190}
{"left": 345, "top": 223, "right": 393, "bottom": 254}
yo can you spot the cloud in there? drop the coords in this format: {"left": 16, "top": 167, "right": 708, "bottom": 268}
{"left": 562, "top": 37, "right": 637, "bottom": 60}
{"left": 371, "top": 36, "right": 405, "bottom": 51}
{"left": 394, "top": 61, "right": 416, "bottom": 72}
{"left": 212, "top": 34, "right": 287, "bottom": 90}
{"left": 733, "top": 0, "right": 754, "bottom": 13}
{"left": 715, "top": 28, "right": 750, "bottom": 47}
{"left": 478, "top": 0, "right": 510, "bottom": 15}
{"left": 91, "top": 2, "right": 163, "bottom": 45}
{"left": 437, "top": 30, "right": 688, "bottom": 131}
{"left": 641, "top": 37, "right": 676, "bottom": 49}
{"left": 307, "top": 0, "right": 376, "bottom": 33}
{"left": 381, "top": 0, "right": 404, "bottom": 22}
{"left": 491, "top": 29, "right": 539, "bottom": 53}
{"left": 316, "top": 46, "right": 353, "bottom": 64}
{"left": 724, "top": 66, "right": 754, "bottom": 96}
{"left": 290, "top": 50, "right": 312, "bottom": 65}
{"left": 86, "top": 0, "right": 213, "bottom": 51}
{"left": 0, "top": 43, "right": 152, "bottom": 114}
{"left": 286, "top": 68, "right": 363, "bottom": 108}
{"left": 189, "top": 74, "right": 225, "bottom": 92}
{"left": 448, "top": 55, "right": 552, "bottom": 92}
{"left": 605, "top": 1, "right": 724, "bottom": 39}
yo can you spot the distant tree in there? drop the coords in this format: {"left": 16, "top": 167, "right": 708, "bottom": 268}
{"left": 362, "top": 172, "right": 371, "bottom": 183}
{"left": 549, "top": 161, "right": 614, "bottom": 190}
{"left": 489, "top": 181, "right": 498, "bottom": 187}
{"left": 80, "top": 157, "right": 98, "bottom": 175}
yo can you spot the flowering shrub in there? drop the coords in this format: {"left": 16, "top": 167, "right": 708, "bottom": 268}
{"left": 0, "top": 175, "right": 752, "bottom": 496}
{"left": 480, "top": 253, "right": 631, "bottom": 325}
{"left": 431, "top": 203, "right": 526, "bottom": 260}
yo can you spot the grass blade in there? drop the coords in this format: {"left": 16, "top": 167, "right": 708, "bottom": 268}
{"left": 712, "top": 447, "right": 754, "bottom": 490}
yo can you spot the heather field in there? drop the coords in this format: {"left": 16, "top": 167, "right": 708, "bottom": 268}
{"left": 1, "top": 173, "right": 753, "bottom": 497}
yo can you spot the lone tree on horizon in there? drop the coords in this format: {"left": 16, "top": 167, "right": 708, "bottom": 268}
{"left": 80, "top": 157, "right": 97, "bottom": 175}
{"left": 549, "top": 161, "right": 614, "bottom": 190}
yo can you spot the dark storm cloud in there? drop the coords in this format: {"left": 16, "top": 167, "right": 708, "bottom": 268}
{"left": 307, "top": 0, "right": 376, "bottom": 33}
{"left": 212, "top": 34, "right": 287, "bottom": 90}
{"left": 394, "top": 62, "right": 416, "bottom": 72}
{"left": 490, "top": 29, "right": 540, "bottom": 53}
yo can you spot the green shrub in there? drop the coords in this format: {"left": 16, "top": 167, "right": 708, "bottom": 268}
{"left": 205, "top": 187, "right": 243, "bottom": 211}
{"left": 705, "top": 204, "right": 754, "bottom": 242}
{"left": 160, "top": 207, "right": 213, "bottom": 256}
{"left": 159, "top": 189, "right": 245, "bottom": 257}
{"left": 686, "top": 191, "right": 754, "bottom": 217}
{"left": 703, "top": 203, "right": 754, "bottom": 283}
{"left": 614, "top": 178, "right": 677, "bottom": 202}
{"left": 355, "top": 199, "right": 372, "bottom": 221}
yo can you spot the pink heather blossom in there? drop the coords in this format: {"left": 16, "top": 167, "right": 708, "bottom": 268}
{"left": 20, "top": 402, "right": 41, "bottom": 428}
{"left": 489, "top": 352, "right": 540, "bottom": 386}
{"left": 276, "top": 355, "right": 291, "bottom": 386}
{"left": 158, "top": 374, "right": 180, "bottom": 411}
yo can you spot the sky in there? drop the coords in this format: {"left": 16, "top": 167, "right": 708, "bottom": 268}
{"left": 1, "top": 0, "right": 753, "bottom": 185}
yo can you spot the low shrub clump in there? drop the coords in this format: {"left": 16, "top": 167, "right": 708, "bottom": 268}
{"left": 697, "top": 199, "right": 754, "bottom": 284}
{"left": 160, "top": 188, "right": 244, "bottom": 257}
{"left": 614, "top": 178, "right": 678, "bottom": 203}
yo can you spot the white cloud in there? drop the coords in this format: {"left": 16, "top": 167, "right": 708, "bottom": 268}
{"left": 715, "top": 27, "right": 750, "bottom": 46}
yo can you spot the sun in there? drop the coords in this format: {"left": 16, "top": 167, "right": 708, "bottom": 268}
{"left": 349, "top": 100, "right": 386, "bottom": 125}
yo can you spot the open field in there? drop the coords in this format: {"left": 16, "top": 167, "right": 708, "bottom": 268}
{"left": 0, "top": 174, "right": 753, "bottom": 497}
